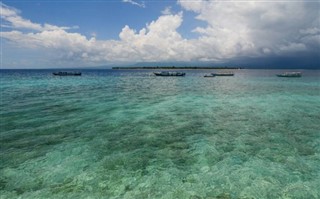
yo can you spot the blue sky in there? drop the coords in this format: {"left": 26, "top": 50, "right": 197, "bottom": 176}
{"left": 1, "top": 0, "right": 319, "bottom": 68}
{"left": 3, "top": 1, "right": 185, "bottom": 39}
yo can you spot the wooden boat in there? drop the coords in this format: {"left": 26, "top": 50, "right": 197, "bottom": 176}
{"left": 154, "top": 71, "right": 185, "bottom": 76}
{"left": 276, "top": 72, "right": 301, "bottom": 77}
{"left": 211, "top": 73, "right": 234, "bottom": 76}
{"left": 53, "top": 71, "right": 81, "bottom": 76}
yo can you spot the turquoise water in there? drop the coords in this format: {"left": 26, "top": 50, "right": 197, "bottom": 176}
{"left": 0, "top": 69, "right": 319, "bottom": 199}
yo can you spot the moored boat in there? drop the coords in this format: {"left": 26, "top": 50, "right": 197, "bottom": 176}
{"left": 154, "top": 71, "right": 185, "bottom": 76}
{"left": 211, "top": 73, "right": 234, "bottom": 76}
{"left": 276, "top": 72, "right": 301, "bottom": 77}
{"left": 204, "top": 74, "right": 215, "bottom": 77}
{"left": 53, "top": 71, "right": 81, "bottom": 76}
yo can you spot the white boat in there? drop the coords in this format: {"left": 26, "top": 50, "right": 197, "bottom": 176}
{"left": 277, "top": 72, "right": 301, "bottom": 77}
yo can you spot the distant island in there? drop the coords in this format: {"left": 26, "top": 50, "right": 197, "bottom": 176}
{"left": 112, "top": 66, "right": 242, "bottom": 70}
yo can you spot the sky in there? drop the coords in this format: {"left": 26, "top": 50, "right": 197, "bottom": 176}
{"left": 1, "top": 0, "right": 319, "bottom": 69}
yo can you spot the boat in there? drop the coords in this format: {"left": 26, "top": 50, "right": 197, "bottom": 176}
{"left": 204, "top": 74, "right": 215, "bottom": 77}
{"left": 211, "top": 73, "right": 234, "bottom": 76}
{"left": 53, "top": 71, "right": 81, "bottom": 76}
{"left": 276, "top": 72, "right": 301, "bottom": 77}
{"left": 154, "top": 71, "right": 185, "bottom": 76}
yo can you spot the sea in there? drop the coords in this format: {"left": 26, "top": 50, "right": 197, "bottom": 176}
{"left": 0, "top": 69, "right": 319, "bottom": 199}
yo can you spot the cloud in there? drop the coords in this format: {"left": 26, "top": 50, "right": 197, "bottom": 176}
{"left": 161, "top": 6, "right": 172, "bottom": 15}
{"left": 177, "top": 0, "right": 320, "bottom": 57}
{"left": 0, "top": 2, "right": 76, "bottom": 31}
{"left": 279, "top": 43, "right": 307, "bottom": 52}
{"left": 117, "top": 12, "right": 192, "bottom": 61}
{"left": 122, "top": 0, "right": 145, "bottom": 8}
{"left": 300, "top": 28, "right": 320, "bottom": 35}
{"left": 1, "top": 1, "right": 320, "bottom": 68}
{"left": 1, "top": 11, "right": 188, "bottom": 64}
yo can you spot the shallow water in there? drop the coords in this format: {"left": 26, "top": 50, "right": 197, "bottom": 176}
{"left": 0, "top": 69, "right": 319, "bottom": 198}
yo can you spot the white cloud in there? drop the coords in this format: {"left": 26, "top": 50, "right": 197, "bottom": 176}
{"left": 1, "top": 12, "right": 188, "bottom": 63}
{"left": 0, "top": 3, "right": 76, "bottom": 31}
{"left": 177, "top": 0, "right": 203, "bottom": 12}
{"left": 178, "top": 0, "right": 320, "bottom": 57}
{"left": 161, "top": 6, "right": 172, "bottom": 15}
{"left": 117, "top": 13, "right": 192, "bottom": 61}
{"left": 122, "top": 0, "right": 145, "bottom": 8}
{"left": 0, "top": 2, "right": 19, "bottom": 16}
{"left": 1, "top": 1, "right": 320, "bottom": 68}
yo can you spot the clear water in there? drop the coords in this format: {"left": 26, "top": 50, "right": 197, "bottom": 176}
{"left": 1, "top": 69, "right": 319, "bottom": 199}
